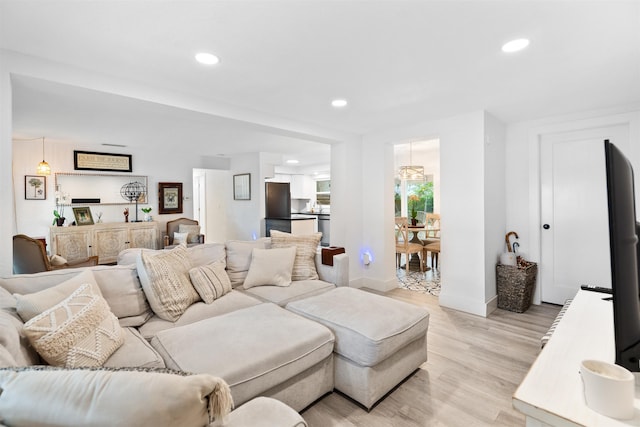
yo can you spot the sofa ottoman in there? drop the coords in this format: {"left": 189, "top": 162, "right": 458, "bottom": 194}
{"left": 150, "top": 303, "right": 335, "bottom": 411}
{"left": 286, "top": 287, "right": 430, "bottom": 409}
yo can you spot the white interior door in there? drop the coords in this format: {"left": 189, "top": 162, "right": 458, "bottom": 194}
{"left": 540, "top": 126, "right": 627, "bottom": 304}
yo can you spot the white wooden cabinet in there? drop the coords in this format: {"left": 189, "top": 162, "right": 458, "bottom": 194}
{"left": 51, "top": 222, "right": 158, "bottom": 264}
{"left": 291, "top": 175, "right": 314, "bottom": 199}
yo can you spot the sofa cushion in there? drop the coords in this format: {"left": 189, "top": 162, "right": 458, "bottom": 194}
{"left": 117, "top": 243, "right": 226, "bottom": 268}
{"left": 138, "top": 290, "right": 263, "bottom": 340}
{"left": 2, "top": 265, "right": 152, "bottom": 328}
{"left": 179, "top": 223, "right": 202, "bottom": 244}
{"left": 150, "top": 303, "right": 335, "bottom": 407}
{"left": 136, "top": 245, "right": 200, "bottom": 322}
{"left": 173, "top": 231, "right": 189, "bottom": 245}
{"left": 0, "top": 287, "right": 40, "bottom": 367}
{"left": 103, "top": 327, "right": 165, "bottom": 369}
{"left": 242, "top": 279, "right": 335, "bottom": 307}
{"left": 0, "top": 366, "right": 232, "bottom": 427}
{"left": 15, "top": 269, "right": 99, "bottom": 322}
{"left": 23, "top": 283, "right": 125, "bottom": 368}
{"left": 270, "top": 230, "right": 322, "bottom": 281}
{"left": 286, "top": 287, "right": 430, "bottom": 366}
{"left": 225, "top": 238, "right": 271, "bottom": 287}
{"left": 189, "top": 260, "right": 232, "bottom": 303}
{"left": 243, "top": 247, "right": 296, "bottom": 289}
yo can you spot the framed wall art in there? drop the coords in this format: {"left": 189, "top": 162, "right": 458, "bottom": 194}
{"left": 233, "top": 173, "right": 251, "bottom": 200}
{"left": 25, "top": 175, "right": 46, "bottom": 200}
{"left": 74, "top": 150, "right": 132, "bottom": 172}
{"left": 72, "top": 207, "right": 94, "bottom": 226}
{"left": 158, "top": 182, "right": 183, "bottom": 214}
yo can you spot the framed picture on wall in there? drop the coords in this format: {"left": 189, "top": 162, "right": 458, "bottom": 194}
{"left": 158, "top": 182, "right": 183, "bottom": 214}
{"left": 25, "top": 175, "right": 46, "bottom": 200}
{"left": 233, "top": 173, "right": 251, "bottom": 200}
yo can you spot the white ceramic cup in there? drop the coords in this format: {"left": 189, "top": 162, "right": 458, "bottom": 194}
{"left": 580, "top": 359, "right": 636, "bottom": 420}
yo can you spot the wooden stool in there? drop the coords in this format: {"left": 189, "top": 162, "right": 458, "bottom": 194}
{"left": 423, "top": 242, "right": 440, "bottom": 269}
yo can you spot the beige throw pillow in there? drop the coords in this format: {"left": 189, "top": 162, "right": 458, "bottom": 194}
{"left": 136, "top": 245, "right": 200, "bottom": 321}
{"left": 243, "top": 247, "right": 297, "bottom": 289}
{"left": 179, "top": 224, "right": 202, "bottom": 244}
{"left": 270, "top": 230, "right": 322, "bottom": 281}
{"left": 189, "top": 261, "right": 232, "bottom": 303}
{"left": 0, "top": 367, "right": 233, "bottom": 427}
{"left": 173, "top": 231, "right": 189, "bottom": 246}
{"left": 22, "top": 283, "right": 124, "bottom": 368}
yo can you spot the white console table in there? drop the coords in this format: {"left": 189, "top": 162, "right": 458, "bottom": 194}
{"left": 513, "top": 289, "right": 640, "bottom": 426}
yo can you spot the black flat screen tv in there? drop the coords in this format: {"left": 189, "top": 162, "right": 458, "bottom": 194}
{"left": 605, "top": 140, "right": 640, "bottom": 371}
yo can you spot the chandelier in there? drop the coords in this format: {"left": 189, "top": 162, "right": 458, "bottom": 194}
{"left": 398, "top": 142, "right": 424, "bottom": 181}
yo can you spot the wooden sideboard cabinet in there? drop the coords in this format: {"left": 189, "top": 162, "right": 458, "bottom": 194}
{"left": 51, "top": 222, "right": 158, "bottom": 264}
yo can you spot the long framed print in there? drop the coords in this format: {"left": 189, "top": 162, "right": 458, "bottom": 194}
{"left": 74, "top": 150, "right": 132, "bottom": 172}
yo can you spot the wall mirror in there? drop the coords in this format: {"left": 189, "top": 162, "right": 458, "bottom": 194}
{"left": 55, "top": 173, "right": 148, "bottom": 205}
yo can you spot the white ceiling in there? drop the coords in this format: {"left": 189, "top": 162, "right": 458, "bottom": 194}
{"left": 2, "top": 1, "right": 640, "bottom": 164}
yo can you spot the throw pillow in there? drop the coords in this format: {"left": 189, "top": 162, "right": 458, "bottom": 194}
{"left": 173, "top": 231, "right": 189, "bottom": 246}
{"left": 270, "top": 230, "right": 322, "bottom": 281}
{"left": 15, "top": 269, "right": 100, "bottom": 323}
{"left": 225, "top": 238, "right": 271, "bottom": 287}
{"left": 22, "top": 283, "right": 124, "bottom": 368}
{"left": 189, "top": 261, "right": 232, "bottom": 304}
{"left": 136, "top": 245, "right": 200, "bottom": 322}
{"left": 48, "top": 254, "right": 67, "bottom": 266}
{"left": 243, "top": 247, "right": 297, "bottom": 289}
{"left": 0, "top": 366, "right": 233, "bottom": 427}
{"left": 178, "top": 224, "right": 202, "bottom": 244}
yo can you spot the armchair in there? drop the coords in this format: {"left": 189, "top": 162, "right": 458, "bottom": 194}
{"left": 163, "top": 218, "right": 205, "bottom": 249}
{"left": 13, "top": 234, "right": 99, "bottom": 274}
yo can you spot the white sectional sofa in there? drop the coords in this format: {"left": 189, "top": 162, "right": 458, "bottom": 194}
{"left": 0, "top": 233, "right": 429, "bottom": 425}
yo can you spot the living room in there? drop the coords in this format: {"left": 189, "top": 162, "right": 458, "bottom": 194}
{"left": 3, "top": 1, "right": 637, "bottom": 318}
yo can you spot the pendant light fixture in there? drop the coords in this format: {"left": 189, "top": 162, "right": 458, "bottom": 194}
{"left": 36, "top": 137, "right": 51, "bottom": 176}
{"left": 398, "top": 141, "right": 424, "bottom": 181}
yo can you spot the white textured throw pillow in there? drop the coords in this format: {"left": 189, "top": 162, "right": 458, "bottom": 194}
{"left": 270, "top": 230, "right": 322, "bottom": 281}
{"left": 243, "top": 247, "right": 297, "bottom": 289}
{"left": 136, "top": 245, "right": 200, "bottom": 322}
{"left": 173, "top": 231, "right": 189, "bottom": 246}
{"left": 22, "top": 283, "right": 124, "bottom": 368}
{"left": 0, "top": 367, "right": 233, "bottom": 427}
{"left": 189, "top": 261, "right": 232, "bottom": 303}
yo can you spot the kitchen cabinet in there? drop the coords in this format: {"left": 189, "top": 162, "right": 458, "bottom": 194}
{"left": 51, "top": 222, "right": 158, "bottom": 264}
{"left": 290, "top": 175, "right": 314, "bottom": 199}
{"left": 265, "top": 216, "right": 316, "bottom": 237}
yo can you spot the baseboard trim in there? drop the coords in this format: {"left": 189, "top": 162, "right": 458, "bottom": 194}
{"left": 439, "top": 291, "right": 498, "bottom": 318}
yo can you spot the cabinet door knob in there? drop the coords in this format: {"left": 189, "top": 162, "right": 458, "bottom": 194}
{"left": 543, "top": 224, "right": 550, "bottom": 230}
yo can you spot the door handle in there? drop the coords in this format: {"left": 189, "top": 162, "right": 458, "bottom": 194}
{"left": 543, "top": 224, "right": 550, "bottom": 230}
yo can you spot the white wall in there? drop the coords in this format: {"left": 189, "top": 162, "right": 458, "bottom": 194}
{"left": 505, "top": 106, "right": 640, "bottom": 304}
{"left": 483, "top": 112, "right": 506, "bottom": 306}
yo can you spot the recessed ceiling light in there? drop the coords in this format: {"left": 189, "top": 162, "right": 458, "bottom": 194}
{"left": 286, "top": 159, "right": 299, "bottom": 164}
{"left": 502, "top": 38, "right": 530, "bottom": 53}
{"left": 331, "top": 99, "right": 348, "bottom": 108}
{"left": 195, "top": 52, "right": 220, "bottom": 65}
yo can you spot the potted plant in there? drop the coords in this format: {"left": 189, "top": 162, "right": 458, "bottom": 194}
{"left": 408, "top": 194, "right": 419, "bottom": 225}
{"left": 53, "top": 189, "right": 69, "bottom": 226}
{"left": 141, "top": 207, "right": 152, "bottom": 222}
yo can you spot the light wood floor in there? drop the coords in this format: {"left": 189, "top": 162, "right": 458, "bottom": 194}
{"left": 301, "top": 287, "right": 561, "bottom": 427}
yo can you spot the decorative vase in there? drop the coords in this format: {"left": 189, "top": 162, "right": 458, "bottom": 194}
{"left": 411, "top": 218, "right": 417, "bottom": 226}
{"left": 55, "top": 217, "right": 65, "bottom": 227}
{"left": 144, "top": 213, "right": 150, "bottom": 222}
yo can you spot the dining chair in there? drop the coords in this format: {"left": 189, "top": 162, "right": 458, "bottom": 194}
{"left": 421, "top": 213, "right": 441, "bottom": 270}
{"left": 395, "top": 217, "right": 424, "bottom": 273}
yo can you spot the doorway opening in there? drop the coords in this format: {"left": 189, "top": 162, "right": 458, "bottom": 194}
{"left": 393, "top": 139, "right": 441, "bottom": 296}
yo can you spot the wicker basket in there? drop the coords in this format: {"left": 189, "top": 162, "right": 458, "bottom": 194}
{"left": 496, "top": 263, "right": 537, "bottom": 313}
